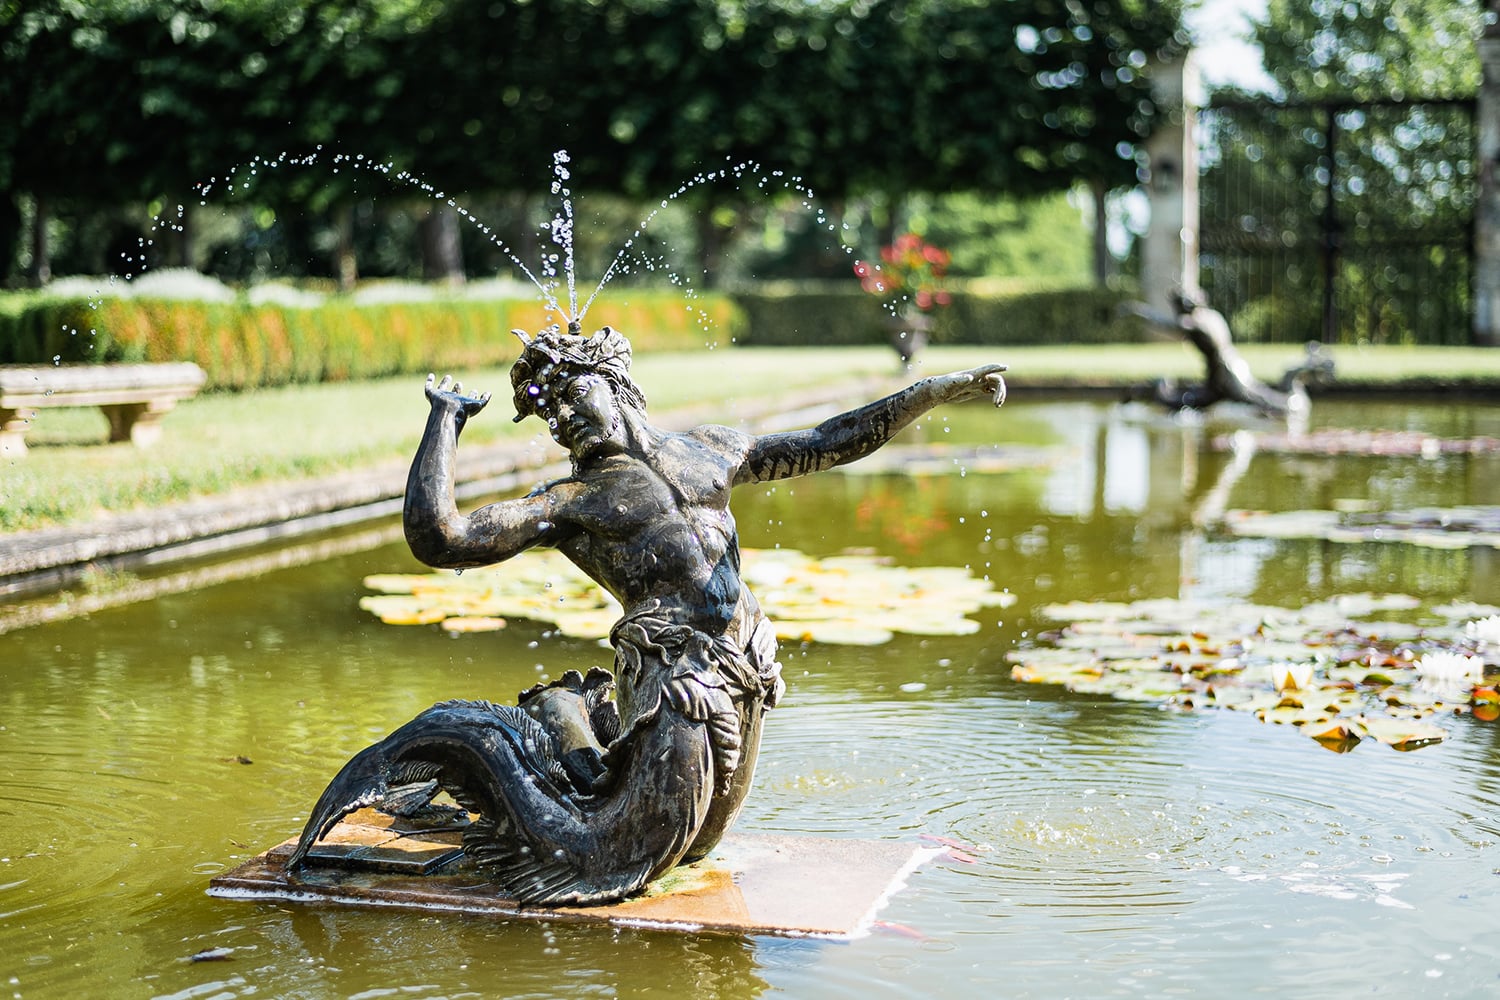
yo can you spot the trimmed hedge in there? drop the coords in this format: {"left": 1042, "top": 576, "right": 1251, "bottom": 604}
{"left": 729, "top": 282, "right": 1150, "bottom": 347}
{"left": 0, "top": 281, "right": 1150, "bottom": 391}
{"left": 0, "top": 291, "right": 745, "bottom": 391}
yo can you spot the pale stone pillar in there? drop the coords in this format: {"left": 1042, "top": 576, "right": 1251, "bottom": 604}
{"left": 1474, "top": 14, "right": 1500, "bottom": 346}
{"left": 1140, "top": 52, "right": 1202, "bottom": 319}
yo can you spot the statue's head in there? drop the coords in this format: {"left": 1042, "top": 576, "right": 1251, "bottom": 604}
{"left": 509, "top": 324, "right": 648, "bottom": 424}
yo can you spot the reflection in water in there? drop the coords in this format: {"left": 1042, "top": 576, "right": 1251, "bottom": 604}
{"left": 1, "top": 400, "right": 1498, "bottom": 996}
{"left": 238, "top": 910, "right": 769, "bottom": 1000}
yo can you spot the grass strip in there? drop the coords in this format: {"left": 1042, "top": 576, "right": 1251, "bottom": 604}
{"left": 3, "top": 344, "right": 1497, "bottom": 534}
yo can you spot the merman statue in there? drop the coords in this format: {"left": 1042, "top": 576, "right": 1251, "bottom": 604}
{"left": 286, "top": 323, "right": 1007, "bottom": 904}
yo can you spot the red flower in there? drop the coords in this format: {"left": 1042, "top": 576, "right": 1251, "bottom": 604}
{"left": 854, "top": 232, "right": 952, "bottom": 312}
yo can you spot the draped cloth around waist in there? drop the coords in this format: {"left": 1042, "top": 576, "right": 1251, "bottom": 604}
{"left": 610, "top": 601, "right": 784, "bottom": 794}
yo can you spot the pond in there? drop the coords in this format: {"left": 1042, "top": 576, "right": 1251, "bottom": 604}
{"left": 2, "top": 397, "right": 1498, "bottom": 998}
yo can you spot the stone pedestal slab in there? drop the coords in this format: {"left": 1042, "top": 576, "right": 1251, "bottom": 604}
{"left": 209, "top": 809, "right": 937, "bottom": 939}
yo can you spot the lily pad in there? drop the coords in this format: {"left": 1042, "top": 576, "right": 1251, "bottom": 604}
{"left": 1303, "top": 717, "right": 1363, "bottom": 753}
{"left": 440, "top": 616, "right": 507, "bottom": 633}
{"left": 1204, "top": 686, "right": 1281, "bottom": 713}
{"left": 1352, "top": 714, "right": 1449, "bottom": 751}
{"left": 357, "top": 595, "right": 449, "bottom": 626}
{"left": 1434, "top": 601, "right": 1500, "bottom": 621}
{"left": 359, "top": 547, "right": 1010, "bottom": 645}
{"left": 1008, "top": 595, "right": 1499, "bottom": 754}
{"left": 1213, "top": 428, "right": 1500, "bottom": 458}
{"left": 1223, "top": 506, "right": 1500, "bottom": 550}
{"left": 833, "top": 442, "right": 1062, "bottom": 476}
{"left": 776, "top": 620, "right": 895, "bottom": 645}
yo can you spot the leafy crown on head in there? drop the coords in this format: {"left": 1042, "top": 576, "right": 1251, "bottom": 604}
{"left": 509, "top": 325, "right": 647, "bottom": 422}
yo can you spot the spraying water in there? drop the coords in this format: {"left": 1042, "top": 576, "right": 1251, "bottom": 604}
{"left": 64, "top": 147, "right": 862, "bottom": 351}
{"left": 544, "top": 150, "right": 579, "bottom": 323}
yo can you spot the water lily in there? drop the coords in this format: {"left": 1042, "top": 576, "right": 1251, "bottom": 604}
{"left": 1464, "top": 615, "right": 1500, "bottom": 650}
{"left": 1414, "top": 650, "right": 1485, "bottom": 700}
{"left": 1269, "top": 661, "right": 1314, "bottom": 692}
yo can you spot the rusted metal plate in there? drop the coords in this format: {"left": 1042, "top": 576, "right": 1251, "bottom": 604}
{"left": 209, "top": 809, "right": 936, "bottom": 939}
{"left": 299, "top": 811, "right": 466, "bottom": 875}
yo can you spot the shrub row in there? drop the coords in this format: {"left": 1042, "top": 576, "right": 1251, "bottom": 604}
{"left": 0, "top": 282, "right": 1149, "bottom": 390}
{"left": 0, "top": 291, "right": 745, "bottom": 391}
{"left": 729, "top": 283, "right": 1150, "bottom": 347}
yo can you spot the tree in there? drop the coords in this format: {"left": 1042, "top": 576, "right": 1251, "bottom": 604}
{"left": 1199, "top": 0, "right": 1483, "bottom": 344}
{"left": 1253, "top": 0, "right": 1482, "bottom": 101}
{"left": 0, "top": 0, "right": 1186, "bottom": 286}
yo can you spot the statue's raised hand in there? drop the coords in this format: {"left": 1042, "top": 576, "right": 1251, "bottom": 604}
{"left": 425, "top": 373, "right": 492, "bottom": 429}
{"left": 938, "top": 364, "right": 1008, "bottom": 408}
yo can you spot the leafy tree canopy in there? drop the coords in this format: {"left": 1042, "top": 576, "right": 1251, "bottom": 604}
{"left": 1252, "top": 0, "right": 1484, "bottom": 102}
{"left": 1, "top": 0, "right": 1185, "bottom": 209}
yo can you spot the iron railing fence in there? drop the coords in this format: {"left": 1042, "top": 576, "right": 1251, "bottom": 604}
{"left": 1198, "top": 97, "right": 1476, "bottom": 346}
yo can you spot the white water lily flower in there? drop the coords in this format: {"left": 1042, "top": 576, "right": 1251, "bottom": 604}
{"left": 1270, "top": 661, "right": 1314, "bottom": 693}
{"left": 1464, "top": 615, "right": 1500, "bottom": 648}
{"left": 1414, "top": 651, "right": 1485, "bottom": 700}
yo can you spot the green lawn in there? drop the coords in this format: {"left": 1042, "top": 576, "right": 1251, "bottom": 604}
{"left": 0, "top": 348, "right": 906, "bottom": 533}
{"left": 3, "top": 343, "right": 1497, "bottom": 534}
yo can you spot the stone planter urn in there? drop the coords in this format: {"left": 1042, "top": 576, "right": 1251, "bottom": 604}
{"left": 884, "top": 308, "right": 934, "bottom": 369}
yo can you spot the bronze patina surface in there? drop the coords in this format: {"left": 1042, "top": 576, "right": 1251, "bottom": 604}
{"left": 1128, "top": 289, "right": 1335, "bottom": 415}
{"left": 285, "top": 324, "right": 1005, "bottom": 906}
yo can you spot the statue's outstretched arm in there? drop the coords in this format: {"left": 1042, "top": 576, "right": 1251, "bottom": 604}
{"left": 736, "top": 365, "right": 1006, "bottom": 485}
{"left": 404, "top": 374, "right": 573, "bottom": 568}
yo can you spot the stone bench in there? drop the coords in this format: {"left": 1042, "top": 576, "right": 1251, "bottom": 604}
{"left": 0, "top": 362, "right": 207, "bottom": 457}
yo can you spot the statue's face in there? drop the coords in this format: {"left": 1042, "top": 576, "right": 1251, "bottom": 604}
{"left": 545, "top": 372, "right": 622, "bottom": 459}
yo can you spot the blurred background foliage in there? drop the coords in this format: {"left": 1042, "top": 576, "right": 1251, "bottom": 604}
{"left": 1199, "top": 0, "right": 1486, "bottom": 346}
{"left": 1, "top": 0, "right": 1489, "bottom": 349}
{"left": 0, "top": 0, "right": 1185, "bottom": 290}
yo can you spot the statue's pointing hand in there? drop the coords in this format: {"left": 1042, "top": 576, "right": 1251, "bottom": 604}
{"left": 425, "top": 373, "right": 492, "bottom": 429}
{"left": 945, "top": 364, "right": 1009, "bottom": 408}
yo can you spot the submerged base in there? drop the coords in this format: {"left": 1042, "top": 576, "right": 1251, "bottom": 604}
{"left": 208, "top": 809, "right": 936, "bottom": 939}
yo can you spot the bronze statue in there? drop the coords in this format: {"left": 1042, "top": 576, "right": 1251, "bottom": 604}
{"left": 1128, "top": 288, "right": 1335, "bottom": 417}
{"left": 286, "top": 324, "right": 1007, "bottom": 905}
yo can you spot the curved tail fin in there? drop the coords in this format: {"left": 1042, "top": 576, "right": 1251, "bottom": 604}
{"left": 284, "top": 741, "right": 401, "bottom": 870}
{"left": 283, "top": 700, "right": 533, "bottom": 871}
{"left": 283, "top": 697, "right": 713, "bottom": 905}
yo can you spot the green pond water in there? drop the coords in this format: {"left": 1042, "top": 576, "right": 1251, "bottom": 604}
{"left": 2, "top": 398, "right": 1499, "bottom": 998}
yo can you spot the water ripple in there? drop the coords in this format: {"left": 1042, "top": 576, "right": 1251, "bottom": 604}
{"left": 746, "top": 691, "right": 1500, "bottom": 925}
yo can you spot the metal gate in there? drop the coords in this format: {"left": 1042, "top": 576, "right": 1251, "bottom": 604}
{"left": 1198, "top": 97, "right": 1476, "bottom": 346}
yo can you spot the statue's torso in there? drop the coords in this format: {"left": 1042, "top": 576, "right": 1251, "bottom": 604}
{"left": 553, "top": 427, "right": 751, "bottom": 633}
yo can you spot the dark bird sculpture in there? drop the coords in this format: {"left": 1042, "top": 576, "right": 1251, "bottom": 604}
{"left": 1126, "top": 289, "right": 1336, "bottom": 419}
